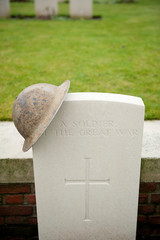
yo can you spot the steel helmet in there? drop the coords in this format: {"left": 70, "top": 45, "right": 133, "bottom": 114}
{"left": 12, "top": 80, "right": 70, "bottom": 152}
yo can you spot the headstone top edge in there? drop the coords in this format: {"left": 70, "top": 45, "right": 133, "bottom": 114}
{"left": 65, "top": 93, "right": 144, "bottom": 106}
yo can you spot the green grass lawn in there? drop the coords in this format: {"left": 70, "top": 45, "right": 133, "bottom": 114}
{"left": 0, "top": 0, "right": 160, "bottom": 120}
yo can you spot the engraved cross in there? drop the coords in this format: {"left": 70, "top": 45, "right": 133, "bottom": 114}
{"left": 65, "top": 157, "right": 110, "bottom": 221}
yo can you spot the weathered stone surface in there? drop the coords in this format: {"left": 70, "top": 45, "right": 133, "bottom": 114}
{"left": 70, "top": 0, "right": 92, "bottom": 19}
{"left": 0, "top": 122, "right": 32, "bottom": 160}
{"left": 33, "top": 93, "right": 144, "bottom": 240}
{"left": 35, "top": 0, "right": 58, "bottom": 17}
{"left": 0, "top": 0, "right": 10, "bottom": 18}
{"left": 141, "top": 158, "right": 160, "bottom": 182}
{"left": 0, "top": 159, "right": 34, "bottom": 183}
{"left": 142, "top": 121, "right": 160, "bottom": 159}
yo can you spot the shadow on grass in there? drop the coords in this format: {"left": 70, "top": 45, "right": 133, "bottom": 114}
{"left": 10, "top": 14, "right": 102, "bottom": 20}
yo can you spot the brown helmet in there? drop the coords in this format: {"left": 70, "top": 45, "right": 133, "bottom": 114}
{"left": 12, "top": 80, "right": 70, "bottom": 152}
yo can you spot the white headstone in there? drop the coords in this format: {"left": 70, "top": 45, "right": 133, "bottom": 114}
{"left": 70, "top": 0, "right": 92, "bottom": 19}
{"left": 35, "top": 0, "right": 58, "bottom": 17}
{"left": 0, "top": 0, "right": 10, "bottom": 18}
{"left": 33, "top": 93, "right": 144, "bottom": 240}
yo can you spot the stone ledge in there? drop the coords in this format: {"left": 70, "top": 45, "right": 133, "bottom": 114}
{"left": 0, "top": 122, "right": 32, "bottom": 160}
{"left": 0, "top": 159, "right": 34, "bottom": 184}
{"left": 142, "top": 121, "right": 160, "bottom": 159}
{"left": 0, "top": 158, "right": 159, "bottom": 183}
{"left": 0, "top": 121, "right": 160, "bottom": 183}
{"left": 141, "top": 158, "right": 160, "bottom": 182}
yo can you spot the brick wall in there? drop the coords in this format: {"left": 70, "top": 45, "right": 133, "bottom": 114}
{"left": 0, "top": 183, "right": 38, "bottom": 240}
{"left": 0, "top": 182, "right": 160, "bottom": 240}
{"left": 137, "top": 182, "right": 160, "bottom": 240}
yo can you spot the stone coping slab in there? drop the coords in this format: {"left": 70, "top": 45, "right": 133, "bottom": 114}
{"left": 0, "top": 121, "right": 160, "bottom": 183}
{"left": 0, "top": 121, "right": 160, "bottom": 160}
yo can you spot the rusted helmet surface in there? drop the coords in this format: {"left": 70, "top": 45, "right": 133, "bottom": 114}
{"left": 12, "top": 80, "right": 70, "bottom": 152}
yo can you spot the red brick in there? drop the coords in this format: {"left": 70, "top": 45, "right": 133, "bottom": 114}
{"left": 138, "top": 204, "right": 155, "bottom": 214}
{"left": 150, "top": 237, "right": 160, "bottom": 240}
{"left": 0, "top": 206, "right": 33, "bottom": 216}
{"left": 0, "top": 184, "right": 31, "bottom": 194}
{"left": 149, "top": 216, "right": 160, "bottom": 225}
{"left": 26, "top": 194, "right": 36, "bottom": 204}
{"left": 27, "top": 217, "right": 37, "bottom": 225}
{"left": 155, "top": 226, "right": 160, "bottom": 235}
{"left": 140, "top": 183, "right": 157, "bottom": 193}
{"left": 6, "top": 216, "right": 27, "bottom": 224}
{"left": 32, "top": 184, "right": 35, "bottom": 193}
{"left": 137, "top": 215, "right": 147, "bottom": 223}
{"left": 1, "top": 225, "right": 38, "bottom": 238}
{"left": 139, "top": 193, "right": 148, "bottom": 203}
{"left": 136, "top": 223, "right": 154, "bottom": 236}
{"left": 151, "top": 194, "right": 160, "bottom": 203}
{"left": 0, "top": 217, "right": 4, "bottom": 225}
{"left": 5, "top": 195, "right": 23, "bottom": 204}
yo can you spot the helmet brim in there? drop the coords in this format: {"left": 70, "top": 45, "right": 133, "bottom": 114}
{"left": 23, "top": 80, "right": 70, "bottom": 152}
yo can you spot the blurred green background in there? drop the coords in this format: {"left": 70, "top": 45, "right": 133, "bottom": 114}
{"left": 0, "top": 0, "right": 160, "bottom": 120}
